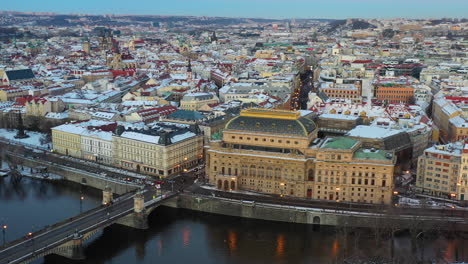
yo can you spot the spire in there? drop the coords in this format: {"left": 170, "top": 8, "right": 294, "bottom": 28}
{"left": 187, "top": 59, "right": 192, "bottom": 72}
{"left": 187, "top": 59, "right": 193, "bottom": 82}
{"left": 211, "top": 31, "right": 218, "bottom": 42}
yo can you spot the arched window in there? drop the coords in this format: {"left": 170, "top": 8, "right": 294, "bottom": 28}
{"left": 308, "top": 169, "right": 315, "bottom": 181}
{"left": 266, "top": 167, "right": 273, "bottom": 178}
{"left": 258, "top": 166, "right": 265, "bottom": 177}
{"left": 241, "top": 165, "right": 248, "bottom": 176}
{"left": 275, "top": 168, "right": 281, "bottom": 179}
{"left": 250, "top": 165, "right": 256, "bottom": 177}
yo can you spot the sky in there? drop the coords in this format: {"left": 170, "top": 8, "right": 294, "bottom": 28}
{"left": 2, "top": 0, "right": 468, "bottom": 19}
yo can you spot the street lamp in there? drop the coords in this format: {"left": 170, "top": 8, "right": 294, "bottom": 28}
{"left": 168, "top": 180, "right": 175, "bottom": 192}
{"left": 2, "top": 224, "right": 6, "bottom": 247}
{"left": 450, "top": 193, "right": 456, "bottom": 201}
{"left": 80, "top": 195, "right": 84, "bottom": 214}
{"left": 28, "top": 226, "right": 35, "bottom": 254}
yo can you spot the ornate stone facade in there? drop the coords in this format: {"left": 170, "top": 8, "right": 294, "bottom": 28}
{"left": 207, "top": 108, "right": 396, "bottom": 204}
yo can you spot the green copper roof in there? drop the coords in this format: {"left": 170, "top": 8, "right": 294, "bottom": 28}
{"left": 168, "top": 110, "right": 204, "bottom": 120}
{"left": 211, "top": 130, "right": 223, "bottom": 140}
{"left": 323, "top": 137, "right": 358, "bottom": 150}
{"left": 353, "top": 148, "right": 392, "bottom": 160}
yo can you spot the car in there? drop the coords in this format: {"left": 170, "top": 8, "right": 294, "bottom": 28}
{"left": 155, "top": 180, "right": 164, "bottom": 185}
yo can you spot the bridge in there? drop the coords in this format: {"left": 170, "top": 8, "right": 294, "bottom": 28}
{"left": 0, "top": 188, "right": 178, "bottom": 264}
{"left": 1, "top": 148, "right": 142, "bottom": 195}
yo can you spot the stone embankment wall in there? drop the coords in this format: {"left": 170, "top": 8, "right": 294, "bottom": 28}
{"left": 161, "top": 194, "right": 468, "bottom": 231}
{"left": 14, "top": 156, "right": 138, "bottom": 195}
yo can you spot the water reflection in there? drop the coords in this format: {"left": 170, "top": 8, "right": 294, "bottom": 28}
{"left": 2, "top": 176, "right": 468, "bottom": 264}
{"left": 35, "top": 208, "right": 468, "bottom": 264}
{"left": 275, "top": 234, "right": 285, "bottom": 258}
{"left": 331, "top": 238, "right": 339, "bottom": 259}
{"left": 0, "top": 176, "right": 101, "bottom": 244}
{"left": 182, "top": 226, "right": 191, "bottom": 248}
{"left": 228, "top": 230, "right": 237, "bottom": 253}
{"left": 157, "top": 239, "right": 163, "bottom": 257}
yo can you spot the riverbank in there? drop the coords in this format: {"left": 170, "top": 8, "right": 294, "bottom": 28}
{"left": 161, "top": 193, "right": 468, "bottom": 231}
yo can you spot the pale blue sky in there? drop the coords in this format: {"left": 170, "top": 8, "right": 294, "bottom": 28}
{"left": 2, "top": 0, "right": 467, "bottom": 19}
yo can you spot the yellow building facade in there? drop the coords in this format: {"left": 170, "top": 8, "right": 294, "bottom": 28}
{"left": 416, "top": 142, "right": 468, "bottom": 201}
{"left": 113, "top": 128, "right": 204, "bottom": 177}
{"left": 180, "top": 93, "right": 219, "bottom": 111}
{"left": 206, "top": 109, "right": 396, "bottom": 204}
{"left": 51, "top": 124, "right": 85, "bottom": 158}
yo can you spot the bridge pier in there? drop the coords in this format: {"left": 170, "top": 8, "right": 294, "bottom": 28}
{"left": 102, "top": 186, "right": 113, "bottom": 205}
{"left": 53, "top": 231, "right": 85, "bottom": 260}
{"left": 116, "top": 192, "right": 149, "bottom": 229}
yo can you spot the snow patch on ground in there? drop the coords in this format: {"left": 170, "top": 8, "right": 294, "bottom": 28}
{"left": 399, "top": 196, "right": 461, "bottom": 208}
{"left": 0, "top": 128, "right": 51, "bottom": 150}
{"left": 200, "top": 184, "right": 268, "bottom": 196}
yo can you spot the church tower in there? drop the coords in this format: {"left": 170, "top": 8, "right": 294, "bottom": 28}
{"left": 187, "top": 59, "right": 193, "bottom": 82}
{"left": 82, "top": 38, "right": 90, "bottom": 54}
{"left": 211, "top": 31, "right": 218, "bottom": 43}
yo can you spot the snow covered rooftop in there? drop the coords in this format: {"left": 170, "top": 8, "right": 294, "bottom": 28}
{"left": 347, "top": 125, "right": 403, "bottom": 139}
{"left": 121, "top": 131, "right": 160, "bottom": 144}
{"left": 320, "top": 113, "right": 359, "bottom": 120}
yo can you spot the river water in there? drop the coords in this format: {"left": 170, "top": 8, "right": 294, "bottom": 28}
{"left": 1, "top": 176, "right": 468, "bottom": 264}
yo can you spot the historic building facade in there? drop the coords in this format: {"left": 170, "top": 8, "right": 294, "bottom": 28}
{"left": 206, "top": 108, "right": 396, "bottom": 204}
{"left": 112, "top": 123, "right": 204, "bottom": 177}
{"left": 416, "top": 142, "right": 468, "bottom": 201}
{"left": 313, "top": 137, "right": 395, "bottom": 204}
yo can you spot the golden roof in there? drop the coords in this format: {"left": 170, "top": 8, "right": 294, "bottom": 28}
{"left": 239, "top": 108, "right": 300, "bottom": 120}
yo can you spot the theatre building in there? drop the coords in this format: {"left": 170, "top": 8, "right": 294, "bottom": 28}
{"left": 206, "top": 108, "right": 396, "bottom": 204}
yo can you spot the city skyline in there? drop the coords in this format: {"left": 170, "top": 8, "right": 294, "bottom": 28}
{"left": 2, "top": 0, "right": 468, "bottom": 19}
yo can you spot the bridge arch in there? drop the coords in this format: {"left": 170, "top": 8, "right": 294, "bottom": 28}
{"left": 313, "top": 216, "right": 320, "bottom": 225}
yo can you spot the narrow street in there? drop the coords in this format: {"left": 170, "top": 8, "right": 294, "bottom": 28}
{"left": 291, "top": 69, "right": 314, "bottom": 110}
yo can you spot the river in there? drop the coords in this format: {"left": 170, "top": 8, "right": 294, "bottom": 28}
{"left": 1, "top": 176, "right": 467, "bottom": 264}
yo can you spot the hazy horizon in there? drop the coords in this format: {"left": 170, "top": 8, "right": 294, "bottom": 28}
{"left": 2, "top": 0, "right": 468, "bottom": 20}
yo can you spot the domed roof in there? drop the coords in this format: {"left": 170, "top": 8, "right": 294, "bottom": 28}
{"left": 225, "top": 109, "right": 316, "bottom": 136}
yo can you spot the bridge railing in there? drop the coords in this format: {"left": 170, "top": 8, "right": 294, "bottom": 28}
{"left": 3, "top": 149, "right": 142, "bottom": 188}
{"left": 0, "top": 138, "right": 149, "bottom": 181}
{"left": 0, "top": 188, "right": 139, "bottom": 251}
{"left": 2, "top": 192, "right": 177, "bottom": 263}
